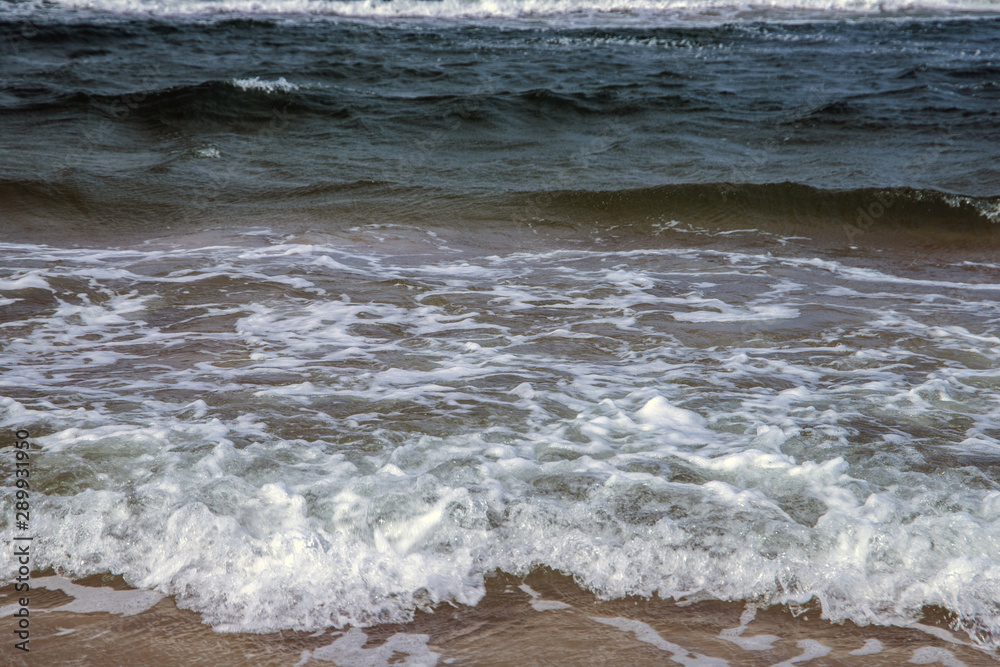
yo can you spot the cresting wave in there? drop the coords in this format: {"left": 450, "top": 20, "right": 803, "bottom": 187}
{"left": 0, "top": 80, "right": 316, "bottom": 131}
{"left": 2, "top": 234, "right": 1000, "bottom": 647}
{"left": 512, "top": 182, "right": 1000, "bottom": 228}
{"left": 4, "top": 0, "right": 1000, "bottom": 21}
{"left": 1, "top": 179, "right": 997, "bottom": 236}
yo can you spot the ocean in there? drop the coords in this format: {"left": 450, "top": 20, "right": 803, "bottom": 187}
{"left": 2, "top": 0, "right": 1000, "bottom": 664}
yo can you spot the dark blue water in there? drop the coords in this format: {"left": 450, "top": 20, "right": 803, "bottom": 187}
{"left": 2, "top": 7, "right": 999, "bottom": 237}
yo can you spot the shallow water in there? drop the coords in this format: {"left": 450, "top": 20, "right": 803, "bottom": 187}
{"left": 2, "top": 222, "right": 1000, "bottom": 649}
{"left": 2, "top": 569, "right": 998, "bottom": 665}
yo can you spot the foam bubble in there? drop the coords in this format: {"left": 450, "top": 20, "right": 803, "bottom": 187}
{"left": 591, "top": 617, "right": 728, "bottom": 666}
{"left": 230, "top": 77, "right": 300, "bottom": 93}
{"left": 3, "top": 238, "right": 1000, "bottom": 648}
{"left": 849, "top": 639, "right": 884, "bottom": 655}
{"left": 518, "top": 584, "right": 572, "bottom": 611}
{"left": 308, "top": 628, "right": 440, "bottom": 666}
{"left": 672, "top": 304, "right": 800, "bottom": 322}
{"left": 23, "top": 0, "right": 1000, "bottom": 23}
{"left": 0, "top": 273, "right": 51, "bottom": 291}
{"left": 771, "top": 639, "right": 832, "bottom": 666}
{"left": 718, "top": 604, "right": 781, "bottom": 650}
{"left": 0, "top": 577, "right": 163, "bottom": 617}
{"left": 909, "top": 646, "right": 968, "bottom": 666}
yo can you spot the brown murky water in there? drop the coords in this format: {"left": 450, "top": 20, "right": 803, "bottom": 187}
{"left": 3, "top": 568, "right": 997, "bottom": 666}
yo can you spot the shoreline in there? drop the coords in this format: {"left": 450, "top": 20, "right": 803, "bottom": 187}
{"left": 2, "top": 568, "right": 997, "bottom": 666}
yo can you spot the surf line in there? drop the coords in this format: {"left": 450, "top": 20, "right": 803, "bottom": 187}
{"left": 11, "top": 429, "right": 33, "bottom": 653}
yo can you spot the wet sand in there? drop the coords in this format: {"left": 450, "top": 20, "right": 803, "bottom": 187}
{"left": 2, "top": 568, "right": 997, "bottom": 666}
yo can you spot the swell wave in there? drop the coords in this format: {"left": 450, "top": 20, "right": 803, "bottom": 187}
{"left": 0, "top": 77, "right": 706, "bottom": 127}
{"left": 1, "top": 179, "right": 997, "bottom": 238}
{"left": 0, "top": 79, "right": 323, "bottom": 124}
{"left": 507, "top": 182, "right": 1000, "bottom": 228}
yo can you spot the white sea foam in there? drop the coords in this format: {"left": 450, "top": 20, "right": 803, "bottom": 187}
{"left": 0, "top": 273, "right": 51, "bottom": 291}
{"left": 0, "top": 577, "right": 163, "bottom": 617}
{"left": 518, "top": 584, "right": 573, "bottom": 610}
{"left": 11, "top": 0, "right": 1000, "bottom": 23}
{"left": 909, "top": 646, "right": 969, "bottom": 666}
{"left": 307, "top": 628, "right": 440, "bottom": 666}
{"left": 849, "top": 638, "right": 884, "bottom": 655}
{"left": 718, "top": 604, "right": 781, "bottom": 650}
{"left": 2, "top": 238, "right": 1000, "bottom": 647}
{"left": 231, "top": 77, "right": 300, "bottom": 93}
{"left": 910, "top": 623, "right": 974, "bottom": 646}
{"left": 592, "top": 617, "right": 728, "bottom": 666}
{"left": 771, "top": 639, "right": 832, "bottom": 665}
{"left": 672, "top": 303, "right": 800, "bottom": 322}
